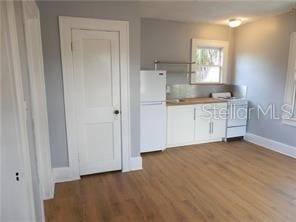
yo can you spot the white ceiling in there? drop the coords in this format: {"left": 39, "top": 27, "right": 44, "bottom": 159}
{"left": 135, "top": 1, "right": 296, "bottom": 25}
{"left": 41, "top": 1, "right": 296, "bottom": 26}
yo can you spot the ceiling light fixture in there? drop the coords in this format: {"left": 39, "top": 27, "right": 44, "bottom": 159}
{"left": 228, "top": 19, "right": 242, "bottom": 28}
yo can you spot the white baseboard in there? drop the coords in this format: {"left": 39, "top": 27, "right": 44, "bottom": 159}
{"left": 129, "top": 156, "right": 143, "bottom": 171}
{"left": 53, "top": 157, "right": 143, "bottom": 183}
{"left": 245, "top": 133, "right": 296, "bottom": 158}
{"left": 53, "top": 167, "right": 80, "bottom": 183}
{"left": 43, "top": 181, "right": 55, "bottom": 200}
{"left": 166, "top": 138, "right": 222, "bottom": 148}
{"left": 50, "top": 182, "right": 55, "bottom": 199}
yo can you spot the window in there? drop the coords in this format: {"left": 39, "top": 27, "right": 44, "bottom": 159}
{"left": 191, "top": 39, "right": 229, "bottom": 84}
{"left": 283, "top": 32, "right": 296, "bottom": 126}
{"left": 195, "top": 47, "right": 223, "bottom": 83}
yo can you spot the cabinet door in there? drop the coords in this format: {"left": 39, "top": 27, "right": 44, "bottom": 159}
{"left": 211, "top": 117, "right": 226, "bottom": 139}
{"left": 167, "top": 106, "right": 195, "bottom": 146}
{"left": 195, "top": 115, "right": 211, "bottom": 141}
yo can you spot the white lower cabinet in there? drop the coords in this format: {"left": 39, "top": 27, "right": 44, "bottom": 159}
{"left": 195, "top": 116, "right": 211, "bottom": 141}
{"left": 195, "top": 115, "right": 226, "bottom": 141}
{"left": 167, "top": 103, "right": 227, "bottom": 147}
{"left": 167, "top": 105, "right": 195, "bottom": 146}
{"left": 209, "top": 117, "right": 227, "bottom": 139}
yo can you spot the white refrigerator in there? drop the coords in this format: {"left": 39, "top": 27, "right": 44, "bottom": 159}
{"left": 140, "top": 70, "right": 167, "bottom": 153}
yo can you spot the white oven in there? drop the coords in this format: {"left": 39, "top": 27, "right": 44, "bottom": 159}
{"left": 212, "top": 92, "right": 248, "bottom": 140}
{"left": 226, "top": 100, "right": 248, "bottom": 139}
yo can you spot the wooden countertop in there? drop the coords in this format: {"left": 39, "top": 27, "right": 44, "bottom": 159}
{"left": 166, "top": 97, "right": 227, "bottom": 106}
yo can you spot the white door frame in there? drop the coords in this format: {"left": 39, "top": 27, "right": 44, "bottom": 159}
{"left": 58, "top": 16, "right": 131, "bottom": 181}
{"left": 22, "top": 0, "right": 54, "bottom": 200}
{"left": 4, "top": 1, "right": 38, "bottom": 220}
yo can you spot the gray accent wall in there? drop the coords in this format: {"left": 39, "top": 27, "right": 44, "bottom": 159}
{"left": 141, "top": 18, "right": 235, "bottom": 85}
{"left": 38, "top": 2, "right": 141, "bottom": 167}
{"left": 234, "top": 12, "right": 296, "bottom": 147}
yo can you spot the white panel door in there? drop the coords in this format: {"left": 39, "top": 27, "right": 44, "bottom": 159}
{"left": 167, "top": 106, "right": 195, "bottom": 146}
{"left": 72, "top": 29, "right": 121, "bottom": 175}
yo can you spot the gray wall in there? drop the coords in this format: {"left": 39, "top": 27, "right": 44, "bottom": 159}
{"left": 39, "top": 2, "right": 296, "bottom": 169}
{"left": 38, "top": 2, "right": 236, "bottom": 168}
{"left": 141, "top": 18, "right": 235, "bottom": 85}
{"left": 234, "top": 12, "right": 296, "bottom": 146}
{"left": 38, "top": 2, "right": 141, "bottom": 167}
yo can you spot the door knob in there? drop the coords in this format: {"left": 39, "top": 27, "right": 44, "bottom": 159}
{"left": 114, "top": 110, "right": 120, "bottom": 115}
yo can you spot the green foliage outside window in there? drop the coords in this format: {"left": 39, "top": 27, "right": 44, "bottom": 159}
{"left": 195, "top": 48, "right": 221, "bottom": 66}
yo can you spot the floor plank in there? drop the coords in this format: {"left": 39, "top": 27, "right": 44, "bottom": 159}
{"left": 45, "top": 141, "right": 296, "bottom": 222}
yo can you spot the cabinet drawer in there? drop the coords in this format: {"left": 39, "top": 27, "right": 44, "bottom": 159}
{"left": 226, "top": 126, "right": 246, "bottom": 138}
{"left": 227, "top": 118, "right": 247, "bottom": 127}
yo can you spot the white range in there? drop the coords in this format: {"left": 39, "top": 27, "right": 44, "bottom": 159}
{"left": 212, "top": 92, "right": 248, "bottom": 140}
{"left": 140, "top": 70, "right": 167, "bottom": 153}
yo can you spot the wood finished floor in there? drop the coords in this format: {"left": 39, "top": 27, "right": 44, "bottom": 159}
{"left": 45, "top": 141, "right": 296, "bottom": 222}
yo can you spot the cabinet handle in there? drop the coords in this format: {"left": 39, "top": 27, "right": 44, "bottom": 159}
{"left": 209, "top": 122, "right": 211, "bottom": 134}
{"left": 211, "top": 122, "right": 214, "bottom": 134}
{"left": 193, "top": 108, "right": 196, "bottom": 120}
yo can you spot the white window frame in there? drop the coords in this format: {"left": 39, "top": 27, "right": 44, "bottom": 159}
{"left": 282, "top": 32, "right": 296, "bottom": 127}
{"left": 191, "top": 39, "right": 229, "bottom": 84}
